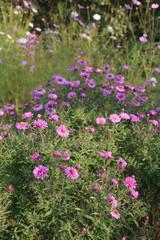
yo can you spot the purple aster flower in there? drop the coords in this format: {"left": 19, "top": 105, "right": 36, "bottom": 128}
{"left": 64, "top": 166, "right": 79, "bottom": 179}
{"left": 116, "top": 93, "right": 127, "bottom": 101}
{"left": 48, "top": 93, "right": 58, "bottom": 99}
{"left": 124, "top": 176, "right": 137, "bottom": 189}
{"left": 91, "top": 184, "right": 102, "bottom": 191}
{"left": 114, "top": 75, "right": 125, "bottom": 84}
{"left": 105, "top": 73, "right": 115, "bottom": 80}
{"left": 33, "top": 165, "right": 49, "bottom": 180}
{"left": 103, "top": 90, "right": 112, "bottom": 96}
{"left": 33, "top": 120, "right": 48, "bottom": 129}
{"left": 68, "top": 92, "right": 77, "bottom": 99}
{"left": 139, "top": 36, "right": 148, "bottom": 42}
{"left": 124, "top": 4, "right": 133, "bottom": 10}
{"left": 32, "top": 104, "right": 43, "bottom": 111}
{"left": 45, "top": 101, "right": 57, "bottom": 108}
{"left": 77, "top": 60, "right": 88, "bottom": 65}
{"left": 56, "top": 125, "right": 70, "bottom": 137}
{"left": 4, "top": 104, "right": 15, "bottom": 110}
{"left": 29, "top": 65, "right": 36, "bottom": 72}
{"left": 32, "top": 153, "right": 41, "bottom": 161}
{"left": 34, "top": 86, "right": 46, "bottom": 95}
{"left": 22, "top": 60, "right": 28, "bottom": 66}
{"left": 45, "top": 108, "right": 56, "bottom": 115}
{"left": 80, "top": 72, "right": 90, "bottom": 78}
{"left": 130, "top": 114, "right": 140, "bottom": 123}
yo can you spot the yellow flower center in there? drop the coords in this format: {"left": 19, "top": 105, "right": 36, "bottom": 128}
{"left": 20, "top": 122, "right": 26, "bottom": 126}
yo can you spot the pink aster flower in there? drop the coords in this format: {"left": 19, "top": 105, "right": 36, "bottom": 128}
{"left": 151, "top": 3, "right": 159, "bottom": 9}
{"left": 124, "top": 176, "right": 137, "bottom": 189}
{"left": 107, "top": 195, "right": 118, "bottom": 207}
{"left": 118, "top": 157, "right": 127, "bottom": 169}
{"left": 33, "top": 120, "right": 48, "bottom": 129}
{"left": 34, "top": 86, "right": 46, "bottom": 95}
{"left": 109, "top": 114, "right": 121, "bottom": 123}
{"left": 103, "top": 90, "right": 112, "bottom": 96}
{"left": 15, "top": 122, "right": 29, "bottom": 130}
{"left": 120, "top": 113, "right": 130, "bottom": 120}
{"left": 129, "top": 189, "right": 139, "bottom": 199}
{"left": 139, "top": 36, "right": 148, "bottom": 42}
{"left": 33, "top": 165, "right": 49, "bottom": 180}
{"left": 99, "top": 150, "right": 113, "bottom": 159}
{"left": 111, "top": 179, "right": 118, "bottom": 185}
{"left": 53, "top": 151, "right": 61, "bottom": 157}
{"left": 61, "top": 151, "right": 70, "bottom": 161}
{"left": 110, "top": 209, "right": 120, "bottom": 219}
{"left": 64, "top": 166, "right": 79, "bottom": 179}
{"left": 114, "top": 75, "right": 125, "bottom": 84}
{"left": 56, "top": 125, "right": 70, "bottom": 137}
{"left": 0, "top": 109, "right": 4, "bottom": 116}
{"left": 149, "top": 120, "right": 158, "bottom": 126}
{"left": 91, "top": 184, "right": 102, "bottom": 191}
{"left": 22, "top": 111, "right": 33, "bottom": 119}
{"left": 48, "top": 93, "right": 58, "bottom": 99}
{"left": 32, "top": 153, "right": 41, "bottom": 161}
{"left": 96, "top": 117, "right": 106, "bottom": 125}
{"left": 105, "top": 73, "right": 115, "bottom": 80}
{"left": 49, "top": 114, "right": 59, "bottom": 122}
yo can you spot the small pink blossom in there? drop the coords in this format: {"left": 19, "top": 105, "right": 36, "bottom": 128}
{"left": 96, "top": 117, "right": 106, "bottom": 125}
{"left": 124, "top": 176, "right": 137, "bottom": 189}
{"left": 56, "top": 125, "right": 70, "bottom": 137}
{"left": 64, "top": 167, "right": 79, "bottom": 179}
{"left": 33, "top": 165, "right": 49, "bottom": 180}
{"left": 110, "top": 209, "right": 120, "bottom": 219}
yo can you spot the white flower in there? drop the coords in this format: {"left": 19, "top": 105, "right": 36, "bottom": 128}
{"left": 107, "top": 26, "right": 113, "bottom": 33}
{"left": 0, "top": 31, "right": 4, "bottom": 35}
{"left": 70, "top": 11, "right": 79, "bottom": 18}
{"left": 93, "top": 14, "right": 101, "bottom": 21}
{"left": 7, "top": 34, "right": 12, "bottom": 39}
{"left": 18, "top": 37, "right": 28, "bottom": 44}
{"left": 0, "top": 47, "right": 2, "bottom": 51}
{"left": 110, "top": 36, "right": 117, "bottom": 40}
{"left": 14, "top": 10, "right": 19, "bottom": 14}
{"left": 31, "top": 7, "right": 38, "bottom": 13}
{"left": 29, "top": 23, "right": 34, "bottom": 27}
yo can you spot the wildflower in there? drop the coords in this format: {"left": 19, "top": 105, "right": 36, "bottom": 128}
{"left": 103, "top": 90, "right": 112, "bottom": 96}
{"left": 56, "top": 125, "right": 70, "bottom": 137}
{"left": 61, "top": 151, "right": 70, "bottom": 161}
{"left": 53, "top": 151, "right": 61, "bottom": 157}
{"left": 32, "top": 153, "right": 41, "bottom": 161}
{"left": 116, "top": 93, "right": 127, "bottom": 101}
{"left": 91, "top": 184, "right": 102, "bottom": 191}
{"left": 29, "top": 65, "right": 36, "bottom": 72}
{"left": 76, "top": 164, "right": 81, "bottom": 169}
{"left": 70, "top": 11, "right": 79, "bottom": 18}
{"left": 124, "top": 176, "right": 137, "bottom": 189}
{"left": 33, "top": 120, "right": 48, "bottom": 130}
{"left": 130, "top": 114, "right": 140, "bottom": 123}
{"left": 78, "top": 4, "right": 84, "bottom": 9}
{"left": 45, "top": 108, "right": 56, "bottom": 115}
{"left": 110, "top": 209, "right": 120, "bottom": 219}
{"left": 48, "top": 93, "right": 58, "bottom": 99}
{"left": 89, "top": 128, "right": 95, "bottom": 133}
{"left": 93, "top": 14, "right": 101, "bottom": 21}
{"left": 151, "top": 3, "right": 159, "bottom": 8}
{"left": 118, "top": 158, "right": 127, "bottom": 169}
{"left": 22, "top": 112, "right": 33, "bottom": 119}
{"left": 49, "top": 114, "right": 59, "bottom": 122}
{"left": 97, "top": 173, "right": 105, "bottom": 178}
{"left": 7, "top": 185, "right": 14, "bottom": 191}
{"left": 64, "top": 167, "right": 79, "bottom": 179}
{"left": 33, "top": 165, "right": 49, "bottom": 180}
{"left": 125, "top": 4, "right": 133, "bottom": 10}
{"left": 22, "top": 60, "right": 28, "bottom": 66}
{"left": 139, "top": 36, "right": 148, "bottom": 42}
{"left": 106, "top": 73, "right": 115, "bottom": 80}
{"left": 111, "top": 179, "right": 118, "bottom": 185}
{"left": 129, "top": 189, "right": 139, "bottom": 198}
{"left": 32, "top": 104, "right": 43, "bottom": 111}
{"left": 15, "top": 122, "right": 29, "bottom": 130}
{"left": 59, "top": 164, "right": 65, "bottom": 170}
{"left": 149, "top": 120, "right": 158, "bottom": 126}
{"left": 114, "top": 75, "right": 125, "bottom": 84}
{"left": 109, "top": 114, "right": 121, "bottom": 123}
{"left": 99, "top": 150, "right": 113, "bottom": 159}
{"left": 0, "top": 109, "right": 4, "bottom": 116}
{"left": 107, "top": 26, "right": 113, "bottom": 33}
{"left": 4, "top": 104, "right": 15, "bottom": 110}
{"left": 107, "top": 195, "right": 118, "bottom": 207}
{"left": 68, "top": 92, "right": 77, "bottom": 99}
{"left": 34, "top": 86, "right": 46, "bottom": 95}
{"left": 120, "top": 113, "right": 130, "bottom": 120}
{"left": 96, "top": 117, "right": 106, "bottom": 125}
